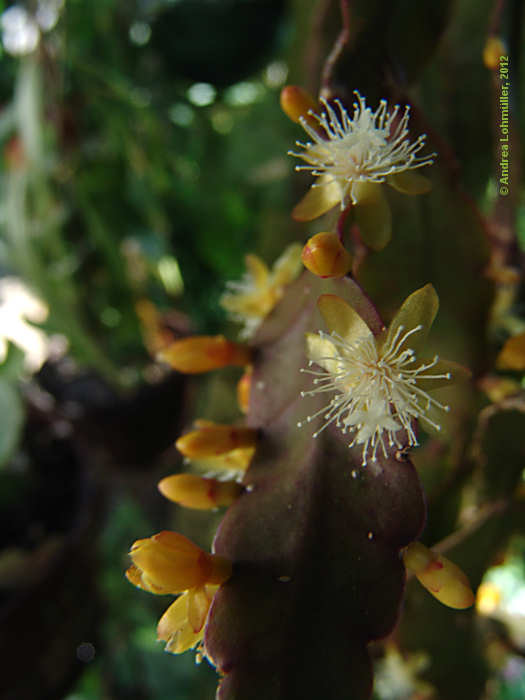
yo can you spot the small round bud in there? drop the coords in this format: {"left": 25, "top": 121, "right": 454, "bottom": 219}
{"left": 301, "top": 232, "right": 352, "bottom": 279}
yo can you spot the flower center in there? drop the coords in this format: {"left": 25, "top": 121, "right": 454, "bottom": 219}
{"left": 288, "top": 91, "right": 435, "bottom": 207}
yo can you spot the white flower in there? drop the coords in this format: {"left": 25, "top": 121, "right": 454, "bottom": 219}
{"left": 289, "top": 91, "right": 435, "bottom": 210}
{"left": 298, "top": 287, "right": 468, "bottom": 466}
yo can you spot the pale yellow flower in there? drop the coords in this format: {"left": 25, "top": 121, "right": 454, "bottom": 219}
{"left": 220, "top": 243, "right": 302, "bottom": 339}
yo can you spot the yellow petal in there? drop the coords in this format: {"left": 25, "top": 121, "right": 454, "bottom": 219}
{"left": 280, "top": 85, "right": 319, "bottom": 125}
{"left": 382, "top": 284, "right": 439, "bottom": 357}
{"left": 404, "top": 542, "right": 475, "bottom": 610}
{"left": 317, "top": 294, "right": 372, "bottom": 345}
{"left": 387, "top": 172, "right": 432, "bottom": 195}
{"left": 129, "top": 531, "right": 212, "bottom": 593}
{"left": 292, "top": 179, "right": 342, "bottom": 221}
{"left": 189, "top": 446, "right": 255, "bottom": 477}
{"left": 244, "top": 254, "right": 269, "bottom": 289}
{"left": 187, "top": 585, "right": 212, "bottom": 633}
{"left": 271, "top": 243, "right": 303, "bottom": 287}
{"left": 157, "top": 593, "right": 203, "bottom": 654}
{"left": 352, "top": 182, "right": 392, "bottom": 251}
{"left": 175, "top": 424, "right": 258, "bottom": 458}
{"left": 125, "top": 564, "right": 173, "bottom": 594}
{"left": 305, "top": 332, "right": 339, "bottom": 372}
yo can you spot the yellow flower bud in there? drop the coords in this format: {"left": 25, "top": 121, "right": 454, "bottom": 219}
{"left": 128, "top": 531, "right": 231, "bottom": 594}
{"left": 158, "top": 473, "right": 242, "bottom": 510}
{"left": 176, "top": 423, "right": 257, "bottom": 458}
{"left": 237, "top": 365, "right": 252, "bottom": 413}
{"left": 158, "top": 335, "right": 252, "bottom": 373}
{"left": 280, "top": 85, "right": 319, "bottom": 126}
{"left": 301, "top": 232, "right": 352, "bottom": 279}
{"left": 483, "top": 36, "right": 507, "bottom": 70}
{"left": 403, "top": 542, "right": 474, "bottom": 610}
{"left": 496, "top": 332, "right": 525, "bottom": 371}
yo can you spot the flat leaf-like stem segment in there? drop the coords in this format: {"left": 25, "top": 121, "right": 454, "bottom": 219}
{"left": 205, "top": 272, "right": 426, "bottom": 700}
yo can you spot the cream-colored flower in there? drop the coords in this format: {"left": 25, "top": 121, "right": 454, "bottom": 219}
{"left": 220, "top": 243, "right": 302, "bottom": 339}
{"left": 288, "top": 92, "right": 435, "bottom": 250}
{"left": 299, "top": 286, "right": 468, "bottom": 466}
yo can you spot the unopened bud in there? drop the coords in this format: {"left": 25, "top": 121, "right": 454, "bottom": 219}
{"left": 127, "top": 531, "right": 231, "bottom": 594}
{"left": 237, "top": 366, "right": 253, "bottom": 413}
{"left": 301, "top": 232, "right": 352, "bottom": 278}
{"left": 280, "top": 85, "right": 319, "bottom": 125}
{"left": 158, "top": 335, "right": 252, "bottom": 374}
{"left": 483, "top": 36, "right": 507, "bottom": 70}
{"left": 176, "top": 423, "right": 257, "bottom": 458}
{"left": 403, "top": 541, "right": 474, "bottom": 610}
{"left": 159, "top": 473, "right": 242, "bottom": 510}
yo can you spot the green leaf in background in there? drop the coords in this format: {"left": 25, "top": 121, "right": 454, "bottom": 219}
{"left": 0, "top": 377, "right": 24, "bottom": 468}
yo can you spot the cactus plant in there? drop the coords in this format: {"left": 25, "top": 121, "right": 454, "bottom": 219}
{"left": 124, "top": 2, "right": 525, "bottom": 698}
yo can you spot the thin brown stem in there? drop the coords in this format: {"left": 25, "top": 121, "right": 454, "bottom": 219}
{"left": 320, "top": 0, "right": 351, "bottom": 94}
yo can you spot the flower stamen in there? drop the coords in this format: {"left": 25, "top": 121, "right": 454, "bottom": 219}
{"left": 288, "top": 91, "right": 435, "bottom": 210}
{"left": 299, "top": 322, "right": 451, "bottom": 465}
